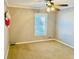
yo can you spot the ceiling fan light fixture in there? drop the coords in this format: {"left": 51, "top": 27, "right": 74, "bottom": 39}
{"left": 47, "top": 1, "right": 51, "bottom": 6}
{"left": 46, "top": 0, "right": 68, "bottom": 12}
{"left": 51, "top": 7, "right": 55, "bottom": 11}
{"left": 47, "top": 7, "right": 51, "bottom": 12}
{"left": 51, "top": 0, "right": 53, "bottom": 3}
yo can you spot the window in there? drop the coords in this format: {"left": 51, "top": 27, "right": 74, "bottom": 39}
{"left": 35, "top": 13, "right": 47, "bottom": 36}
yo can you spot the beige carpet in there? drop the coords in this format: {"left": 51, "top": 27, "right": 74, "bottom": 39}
{"left": 7, "top": 40, "right": 74, "bottom": 59}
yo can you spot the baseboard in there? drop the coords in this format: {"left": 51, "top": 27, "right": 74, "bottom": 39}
{"left": 15, "top": 39, "right": 56, "bottom": 44}
{"left": 56, "top": 39, "right": 74, "bottom": 49}
{"left": 5, "top": 46, "right": 9, "bottom": 59}
{"left": 15, "top": 39, "right": 74, "bottom": 48}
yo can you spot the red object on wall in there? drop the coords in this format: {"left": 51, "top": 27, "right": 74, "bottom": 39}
{"left": 5, "top": 18, "right": 10, "bottom": 27}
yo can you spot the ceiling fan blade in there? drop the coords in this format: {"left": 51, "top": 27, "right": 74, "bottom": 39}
{"left": 51, "top": 2, "right": 54, "bottom": 5}
{"left": 58, "top": 4, "right": 68, "bottom": 6}
{"left": 54, "top": 7, "right": 60, "bottom": 11}
{"left": 45, "top": 0, "right": 52, "bottom": 1}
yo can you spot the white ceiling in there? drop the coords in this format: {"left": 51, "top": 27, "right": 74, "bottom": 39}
{"left": 7, "top": 0, "right": 74, "bottom": 9}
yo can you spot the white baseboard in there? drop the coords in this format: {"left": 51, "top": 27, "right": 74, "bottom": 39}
{"left": 15, "top": 39, "right": 56, "bottom": 44}
{"left": 5, "top": 46, "right": 9, "bottom": 59}
{"left": 15, "top": 39, "right": 74, "bottom": 49}
{"left": 56, "top": 39, "right": 74, "bottom": 49}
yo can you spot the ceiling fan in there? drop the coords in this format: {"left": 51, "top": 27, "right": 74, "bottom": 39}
{"left": 45, "top": 0, "right": 68, "bottom": 12}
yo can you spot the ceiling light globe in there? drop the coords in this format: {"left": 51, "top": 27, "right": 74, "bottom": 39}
{"left": 47, "top": 7, "right": 50, "bottom": 12}
{"left": 51, "top": 7, "right": 55, "bottom": 11}
{"left": 47, "top": 1, "right": 51, "bottom": 6}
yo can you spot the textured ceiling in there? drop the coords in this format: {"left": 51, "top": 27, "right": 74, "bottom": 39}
{"left": 7, "top": 0, "right": 74, "bottom": 9}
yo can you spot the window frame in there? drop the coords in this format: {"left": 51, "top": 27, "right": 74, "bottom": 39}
{"left": 35, "top": 13, "right": 48, "bottom": 36}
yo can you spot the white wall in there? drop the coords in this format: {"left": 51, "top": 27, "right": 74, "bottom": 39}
{"left": 57, "top": 7, "right": 74, "bottom": 47}
{"left": 4, "top": 26, "right": 9, "bottom": 59}
{"left": 8, "top": 7, "right": 56, "bottom": 44}
{"left": 4, "top": 2, "right": 10, "bottom": 59}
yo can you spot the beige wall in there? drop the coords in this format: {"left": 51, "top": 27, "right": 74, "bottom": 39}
{"left": 8, "top": 7, "right": 56, "bottom": 43}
